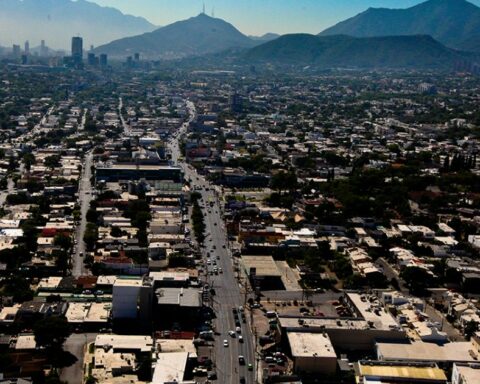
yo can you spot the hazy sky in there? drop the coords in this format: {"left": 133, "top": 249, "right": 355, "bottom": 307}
{"left": 92, "top": 0, "right": 480, "bottom": 35}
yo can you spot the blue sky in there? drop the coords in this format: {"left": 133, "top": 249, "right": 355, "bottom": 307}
{"left": 92, "top": 0, "right": 480, "bottom": 35}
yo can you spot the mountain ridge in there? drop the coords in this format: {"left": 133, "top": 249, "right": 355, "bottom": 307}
{"left": 95, "top": 13, "right": 256, "bottom": 59}
{"left": 319, "top": 0, "right": 480, "bottom": 52}
{"left": 243, "top": 33, "right": 476, "bottom": 69}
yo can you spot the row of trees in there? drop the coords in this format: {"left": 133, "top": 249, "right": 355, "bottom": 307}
{"left": 191, "top": 192, "right": 206, "bottom": 244}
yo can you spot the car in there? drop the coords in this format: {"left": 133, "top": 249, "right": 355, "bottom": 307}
{"left": 207, "top": 372, "right": 217, "bottom": 380}
{"left": 218, "top": 268, "right": 223, "bottom": 274}
{"left": 207, "top": 259, "right": 211, "bottom": 264}
{"left": 247, "top": 363, "right": 253, "bottom": 371}
{"left": 223, "top": 339, "right": 229, "bottom": 347}
{"left": 240, "top": 377, "right": 246, "bottom": 384}
{"left": 238, "top": 335, "right": 243, "bottom": 343}
{"left": 236, "top": 326, "right": 241, "bottom": 333}
{"left": 238, "top": 355, "right": 245, "bottom": 365}
{"left": 228, "top": 330, "right": 236, "bottom": 337}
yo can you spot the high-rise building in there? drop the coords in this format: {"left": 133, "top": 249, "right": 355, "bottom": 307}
{"left": 99, "top": 53, "right": 108, "bottom": 67}
{"left": 87, "top": 53, "right": 98, "bottom": 66}
{"left": 71, "top": 36, "right": 83, "bottom": 65}
{"left": 24, "top": 41, "right": 30, "bottom": 55}
{"left": 12, "top": 44, "right": 21, "bottom": 58}
{"left": 40, "top": 40, "right": 47, "bottom": 57}
{"left": 134, "top": 53, "right": 140, "bottom": 61}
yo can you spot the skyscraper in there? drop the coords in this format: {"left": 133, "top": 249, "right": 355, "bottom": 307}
{"left": 12, "top": 44, "right": 21, "bottom": 58}
{"left": 71, "top": 36, "right": 83, "bottom": 66}
{"left": 99, "top": 54, "right": 108, "bottom": 67}
{"left": 40, "top": 40, "right": 47, "bottom": 57}
{"left": 24, "top": 41, "right": 30, "bottom": 55}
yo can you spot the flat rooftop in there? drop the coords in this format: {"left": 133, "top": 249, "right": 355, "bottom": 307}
{"left": 279, "top": 316, "right": 372, "bottom": 331}
{"left": 152, "top": 352, "right": 189, "bottom": 384}
{"left": 241, "top": 255, "right": 282, "bottom": 277}
{"left": 358, "top": 361, "right": 447, "bottom": 382}
{"left": 346, "top": 292, "right": 400, "bottom": 331}
{"left": 156, "top": 288, "right": 200, "bottom": 307}
{"left": 95, "top": 335, "right": 153, "bottom": 353}
{"left": 113, "top": 277, "right": 144, "bottom": 287}
{"left": 287, "top": 332, "right": 336, "bottom": 358}
{"left": 98, "top": 164, "right": 181, "bottom": 171}
{"left": 454, "top": 364, "right": 480, "bottom": 383}
{"left": 377, "top": 341, "right": 478, "bottom": 363}
{"left": 149, "top": 271, "right": 190, "bottom": 282}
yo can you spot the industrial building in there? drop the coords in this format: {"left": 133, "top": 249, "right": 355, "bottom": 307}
{"left": 111, "top": 276, "right": 153, "bottom": 330}
{"left": 241, "top": 255, "right": 284, "bottom": 290}
{"left": 96, "top": 164, "right": 183, "bottom": 183}
{"left": 287, "top": 332, "right": 337, "bottom": 374}
{"left": 154, "top": 287, "right": 201, "bottom": 329}
{"left": 452, "top": 363, "right": 480, "bottom": 384}
{"left": 356, "top": 361, "right": 447, "bottom": 384}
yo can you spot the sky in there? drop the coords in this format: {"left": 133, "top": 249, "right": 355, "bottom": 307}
{"left": 92, "top": 0, "right": 480, "bottom": 35}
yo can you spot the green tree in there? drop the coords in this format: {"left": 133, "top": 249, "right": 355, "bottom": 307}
{"left": 44, "top": 155, "right": 61, "bottom": 169}
{"left": 33, "top": 316, "right": 71, "bottom": 351}
{"left": 401, "top": 266, "right": 436, "bottom": 295}
{"left": 83, "top": 223, "right": 98, "bottom": 251}
{"left": 22, "top": 153, "right": 35, "bottom": 171}
{"left": 54, "top": 234, "right": 72, "bottom": 251}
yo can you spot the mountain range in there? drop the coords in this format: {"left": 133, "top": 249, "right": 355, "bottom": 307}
{"left": 244, "top": 34, "right": 474, "bottom": 69}
{"left": 0, "top": 0, "right": 156, "bottom": 49}
{"left": 320, "top": 0, "right": 480, "bottom": 52}
{"left": 95, "top": 13, "right": 256, "bottom": 59}
{"left": 249, "top": 33, "right": 281, "bottom": 42}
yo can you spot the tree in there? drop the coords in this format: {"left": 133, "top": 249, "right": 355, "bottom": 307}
{"left": 54, "top": 234, "right": 72, "bottom": 251}
{"left": 22, "top": 153, "right": 35, "bottom": 171}
{"left": 33, "top": 316, "right": 71, "bottom": 351}
{"left": 83, "top": 223, "right": 98, "bottom": 251}
{"left": 0, "top": 274, "right": 33, "bottom": 302}
{"left": 44, "top": 155, "right": 61, "bottom": 169}
{"left": 400, "top": 266, "right": 436, "bottom": 295}
{"left": 110, "top": 226, "right": 124, "bottom": 238}
{"left": 464, "top": 320, "right": 479, "bottom": 340}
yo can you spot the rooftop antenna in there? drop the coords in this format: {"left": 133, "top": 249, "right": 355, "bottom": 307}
{"left": 202, "top": 2, "right": 205, "bottom": 14}
{"left": 212, "top": 7, "right": 215, "bottom": 17}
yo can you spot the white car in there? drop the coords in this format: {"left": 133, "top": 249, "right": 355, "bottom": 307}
{"left": 236, "top": 327, "right": 242, "bottom": 333}
{"left": 228, "top": 330, "right": 236, "bottom": 337}
{"left": 223, "top": 339, "right": 229, "bottom": 347}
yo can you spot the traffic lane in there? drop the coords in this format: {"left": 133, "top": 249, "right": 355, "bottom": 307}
{"left": 195, "top": 176, "right": 255, "bottom": 380}
{"left": 202, "top": 198, "right": 243, "bottom": 382}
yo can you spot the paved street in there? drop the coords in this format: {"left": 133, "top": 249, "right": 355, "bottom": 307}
{"left": 60, "top": 333, "right": 97, "bottom": 384}
{"left": 376, "top": 257, "right": 409, "bottom": 294}
{"left": 168, "top": 101, "right": 256, "bottom": 383}
{"left": 72, "top": 151, "right": 93, "bottom": 277}
{"left": 119, "top": 97, "right": 130, "bottom": 135}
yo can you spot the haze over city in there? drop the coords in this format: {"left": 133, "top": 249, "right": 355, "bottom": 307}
{"left": 2, "top": 1, "right": 480, "bottom": 384}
